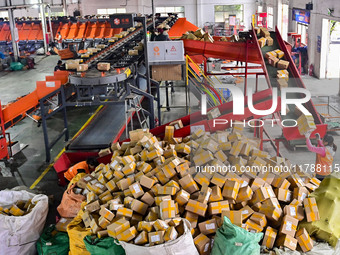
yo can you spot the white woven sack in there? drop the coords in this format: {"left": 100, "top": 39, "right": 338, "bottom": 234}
{"left": 0, "top": 190, "right": 49, "bottom": 255}
{"left": 119, "top": 219, "right": 199, "bottom": 255}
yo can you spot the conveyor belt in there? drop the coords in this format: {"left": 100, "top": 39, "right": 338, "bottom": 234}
{"left": 67, "top": 103, "right": 126, "bottom": 150}
{"left": 67, "top": 74, "right": 147, "bottom": 150}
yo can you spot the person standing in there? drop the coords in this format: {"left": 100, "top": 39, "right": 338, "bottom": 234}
{"left": 305, "top": 132, "right": 337, "bottom": 179}
{"left": 57, "top": 32, "right": 63, "bottom": 49}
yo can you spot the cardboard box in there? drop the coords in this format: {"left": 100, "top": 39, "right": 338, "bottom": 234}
{"left": 297, "top": 114, "right": 316, "bottom": 136}
{"left": 277, "top": 60, "right": 290, "bottom": 70}
{"left": 154, "top": 219, "right": 169, "bottom": 231}
{"left": 274, "top": 49, "right": 284, "bottom": 59}
{"left": 140, "top": 175, "right": 155, "bottom": 189}
{"left": 277, "top": 70, "right": 289, "bottom": 81}
{"left": 276, "top": 234, "right": 297, "bottom": 251}
{"left": 266, "top": 36, "right": 274, "bottom": 46}
{"left": 268, "top": 56, "right": 279, "bottom": 67}
{"left": 116, "top": 226, "right": 137, "bottom": 242}
{"left": 210, "top": 186, "right": 223, "bottom": 202}
{"left": 236, "top": 186, "right": 253, "bottom": 202}
{"left": 131, "top": 199, "right": 148, "bottom": 215}
{"left": 148, "top": 231, "right": 165, "bottom": 245}
{"left": 185, "top": 199, "right": 208, "bottom": 217}
{"left": 262, "top": 226, "right": 277, "bottom": 249}
{"left": 175, "top": 189, "right": 190, "bottom": 206}
{"left": 99, "top": 207, "right": 115, "bottom": 221}
{"left": 179, "top": 174, "right": 199, "bottom": 194}
{"left": 253, "top": 187, "right": 270, "bottom": 204}
{"left": 77, "top": 64, "right": 88, "bottom": 72}
{"left": 260, "top": 205, "right": 282, "bottom": 221}
{"left": 283, "top": 205, "right": 304, "bottom": 220}
{"left": 258, "top": 37, "right": 267, "bottom": 48}
{"left": 85, "top": 200, "right": 100, "bottom": 213}
{"left": 222, "top": 180, "right": 240, "bottom": 200}
{"left": 129, "top": 182, "right": 144, "bottom": 198}
{"left": 128, "top": 50, "right": 138, "bottom": 56}
{"left": 208, "top": 201, "right": 229, "bottom": 215}
{"left": 134, "top": 231, "right": 148, "bottom": 245}
{"left": 279, "top": 215, "right": 299, "bottom": 236}
{"left": 250, "top": 212, "right": 267, "bottom": 228}
{"left": 97, "top": 230, "right": 108, "bottom": 239}
{"left": 56, "top": 217, "right": 73, "bottom": 232}
{"left": 207, "top": 107, "right": 221, "bottom": 120}
{"left": 185, "top": 211, "right": 199, "bottom": 228}
{"left": 211, "top": 173, "right": 227, "bottom": 188}
{"left": 164, "top": 226, "right": 178, "bottom": 241}
{"left": 77, "top": 174, "right": 96, "bottom": 189}
{"left": 239, "top": 205, "right": 254, "bottom": 220}
{"left": 265, "top": 51, "right": 277, "bottom": 59}
{"left": 169, "top": 120, "right": 184, "bottom": 130}
{"left": 245, "top": 219, "right": 263, "bottom": 233}
{"left": 222, "top": 210, "right": 242, "bottom": 226}
{"left": 164, "top": 126, "right": 174, "bottom": 142}
{"left": 98, "top": 215, "right": 111, "bottom": 229}
{"left": 303, "top": 197, "right": 320, "bottom": 222}
{"left": 116, "top": 207, "right": 133, "bottom": 218}
{"left": 260, "top": 27, "right": 270, "bottom": 37}
{"left": 275, "top": 188, "right": 292, "bottom": 203}
{"left": 277, "top": 78, "right": 288, "bottom": 90}
{"left": 197, "top": 184, "right": 212, "bottom": 204}
{"left": 199, "top": 218, "right": 217, "bottom": 235}
{"left": 90, "top": 218, "right": 102, "bottom": 234}
{"left": 160, "top": 200, "right": 176, "bottom": 220}
{"left": 194, "top": 233, "right": 211, "bottom": 255}
{"left": 107, "top": 218, "right": 130, "bottom": 238}
{"left": 97, "top": 62, "right": 110, "bottom": 71}
{"left": 296, "top": 228, "right": 313, "bottom": 252}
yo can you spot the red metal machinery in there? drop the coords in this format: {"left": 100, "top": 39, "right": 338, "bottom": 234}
{"left": 182, "top": 23, "right": 326, "bottom": 144}
{"left": 0, "top": 101, "right": 9, "bottom": 161}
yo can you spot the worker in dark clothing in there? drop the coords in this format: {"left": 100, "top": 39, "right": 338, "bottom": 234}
{"left": 155, "top": 26, "right": 170, "bottom": 41}
{"left": 54, "top": 60, "right": 65, "bottom": 71}
{"left": 150, "top": 26, "right": 156, "bottom": 41}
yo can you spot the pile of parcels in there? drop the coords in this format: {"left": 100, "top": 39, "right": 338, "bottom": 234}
{"left": 181, "top": 28, "right": 214, "bottom": 43}
{"left": 56, "top": 118, "right": 322, "bottom": 254}
{"left": 219, "top": 35, "right": 246, "bottom": 43}
{"left": 0, "top": 199, "right": 36, "bottom": 216}
{"left": 265, "top": 49, "right": 290, "bottom": 91}
{"left": 256, "top": 27, "right": 274, "bottom": 48}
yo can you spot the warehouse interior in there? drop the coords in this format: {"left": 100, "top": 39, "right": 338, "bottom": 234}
{"left": 0, "top": 0, "right": 340, "bottom": 254}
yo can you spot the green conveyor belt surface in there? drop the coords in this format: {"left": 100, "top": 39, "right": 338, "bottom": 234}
{"left": 258, "top": 31, "right": 301, "bottom": 125}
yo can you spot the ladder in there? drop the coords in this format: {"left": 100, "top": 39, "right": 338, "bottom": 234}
{"left": 125, "top": 94, "right": 148, "bottom": 138}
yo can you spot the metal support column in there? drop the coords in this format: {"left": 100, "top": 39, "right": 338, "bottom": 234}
{"left": 39, "top": 1, "right": 48, "bottom": 54}
{"left": 7, "top": 4, "right": 19, "bottom": 62}
{"left": 244, "top": 39, "right": 249, "bottom": 95}
{"left": 47, "top": 5, "right": 54, "bottom": 43}
{"left": 151, "top": 0, "right": 155, "bottom": 29}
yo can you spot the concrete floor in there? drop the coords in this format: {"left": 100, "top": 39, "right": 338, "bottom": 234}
{"left": 0, "top": 55, "right": 340, "bottom": 226}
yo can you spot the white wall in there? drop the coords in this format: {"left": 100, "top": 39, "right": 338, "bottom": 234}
{"left": 289, "top": 0, "right": 340, "bottom": 78}
{"left": 78, "top": 0, "right": 255, "bottom": 29}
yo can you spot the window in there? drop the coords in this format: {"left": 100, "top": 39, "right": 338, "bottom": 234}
{"left": 0, "top": 11, "right": 8, "bottom": 19}
{"left": 257, "top": 6, "right": 263, "bottom": 13}
{"left": 97, "top": 8, "right": 126, "bottom": 15}
{"left": 267, "top": 6, "right": 274, "bottom": 29}
{"left": 155, "top": 6, "right": 185, "bottom": 18}
{"left": 214, "top": 5, "right": 244, "bottom": 23}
